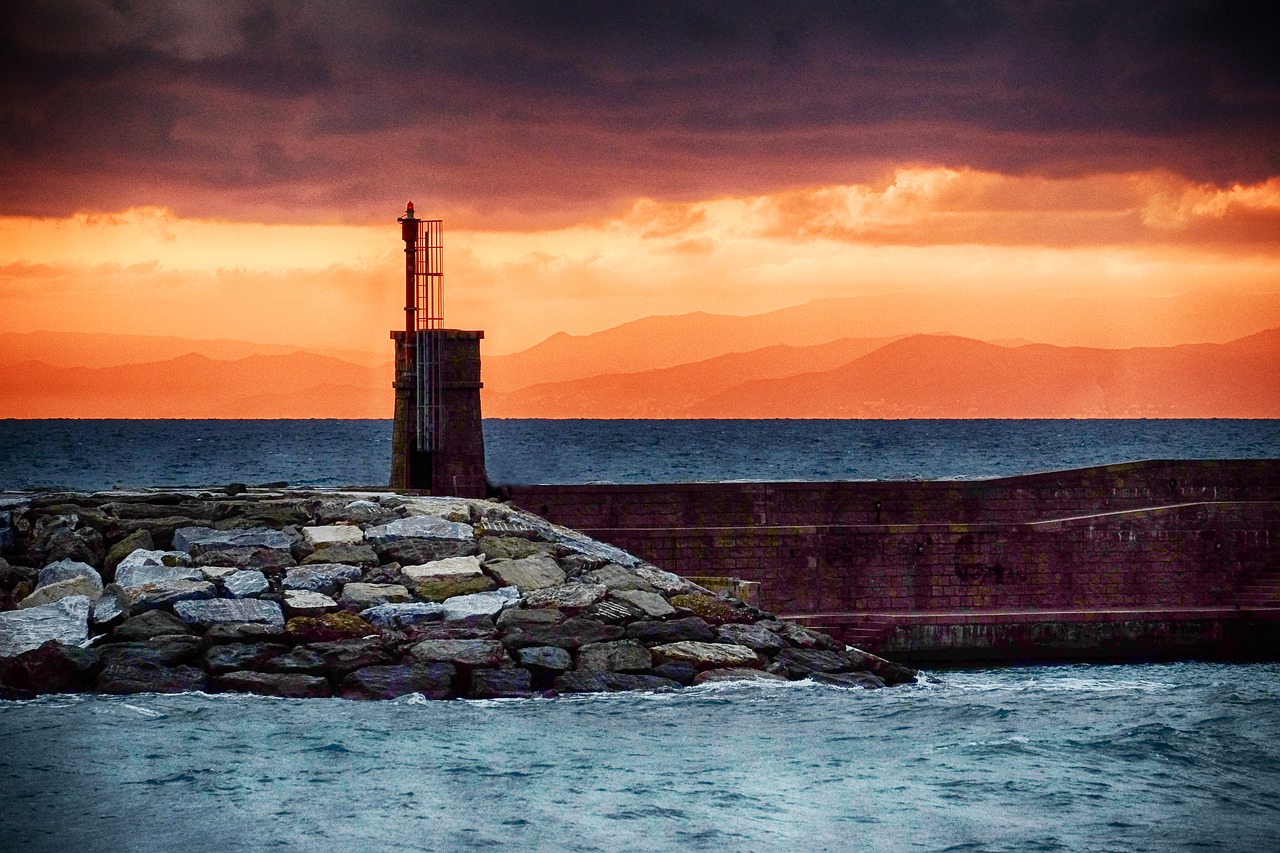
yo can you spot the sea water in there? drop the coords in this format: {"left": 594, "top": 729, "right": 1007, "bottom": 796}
{"left": 1, "top": 418, "right": 1277, "bottom": 489}
{"left": 2, "top": 420, "right": 1279, "bottom": 851}
{"left": 2, "top": 663, "right": 1279, "bottom": 852}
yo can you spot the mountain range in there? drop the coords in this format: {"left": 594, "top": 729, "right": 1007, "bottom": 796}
{"left": 2, "top": 299, "right": 1278, "bottom": 418}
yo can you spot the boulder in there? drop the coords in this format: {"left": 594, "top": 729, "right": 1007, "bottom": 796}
{"left": 469, "top": 668, "right": 533, "bottom": 699}
{"left": 213, "top": 671, "right": 331, "bottom": 698}
{"left": 608, "top": 589, "right": 675, "bottom": 619}
{"left": 515, "top": 645, "right": 573, "bottom": 673}
{"left": 624, "top": 617, "right": 716, "bottom": 645}
{"left": 40, "top": 525, "right": 105, "bottom": 568}
{"left": 18, "top": 575, "right": 104, "bottom": 608}
{"left": 0, "top": 640, "right": 99, "bottom": 694}
{"left": 114, "top": 549, "right": 196, "bottom": 587}
{"left": 478, "top": 536, "right": 551, "bottom": 561}
{"left": 376, "top": 538, "right": 478, "bottom": 565}
{"left": 92, "top": 592, "right": 126, "bottom": 627}
{"left": 553, "top": 671, "right": 680, "bottom": 694}
{"left": 502, "top": 617, "right": 626, "bottom": 651}
{"left": 0, "top": 596, "right": 91, "bottom": 658}
{"left": 406, "top": 622, "right": 497, "bottom": 641}
{"left": 302, "top": 637, "right": 389, "bottom": 677}
{"left": 771, "top": 648, "right": 850, "bottom": 679}
{"left": 301, "top": 525, "right": 364, "bottom": 548}
{"left": 338, "top": 582, "right": 412, "bottom": 609}
{"left": 360, "top": 602, "right": 443, "bottom": 630}
{"left": 96, "top": 661, "right": 207, "bottom": 694}
{"left": 757, "top": 620, "right": 840, "bottom": 651}
{"left": 576, "top": 640, "right": 652, "bottom": 673}
{"left": 580, "top": 599, "right": 643, "bottom": 623}
{"left": 119, "top": 579, "right": 217, "bottom": 610}
{"left": 410, "top": 638, "right": 507, "bottom": 668}
{"left": 112, "top": 516, "right": 202, "bottom": 550}
{"left": 364, "top": 516, "right": 474, "bottom": 547}
{"left": 523, "top": 583, "right": 607, "bottom": 613}
{"left": 584, "top": 564, "right": 656, "bottom": 592}
{"left": 173, "top": 526, "right": 296, "bottom": 554}
{"left": 112, "top": 609, "right": 197, "bottom": 642}
{"left": 173, "top": 598, "right": 285, "bottom": 630}
{"left": 221, "top": 570, "right": 269, "bottom": 598}
{"left": 415, "top": 574, "right": 496, "bottom": 602}
{"left": 193, "top": 547, "right": 295, "bottom": 571}
{"left": 401, "top": 497, "right": 473, "bottom": 523}
{"left": 649, "top": 661, "right": 698, "bottom": 685}
{"left": 202, "top": 642, "right": 291, "bottom": 674}
{"left": 37, "top": 558, "right": 103, "bottom": 590}
{"left": 649, "top": 642, "right": 760, "bottom": 670}
{"left": 282, "top": 590, "right": 338, "bottom": 617}
{"left": 496, "top": 608, "right": 565, "bottom": 630}
{"left": 264, "top": 648, "right": 328, "bottom": 676}
{"left": 668, "top": 594, "right": 754, "bottom": 625}
{"left": 482, "top": 555, "right": 565, "bottom": 592}
{"left": 693, "top": 668, "right": 788, "bottom": 685}
{"left": 338, "top": 663, "right": 456, "bottom": 700}
{"left": 863, "top": 656, "right": 918, "bottom": 687}
{"left": 283, "top": 563, "right": 363, "bottom": 594}
{"left": 314, "top": 498, "right": 390, "bottom": 525}
{"left": 633, "top": 565, "right": 698, "bottom": 596}
{"left": 715, "top": 623, "right": 786, "bottom": 654}
{"left": 200, "top": 566, "right": 242, "bottom": 582}
{"left": 103, "top": 529, "right": 154, "bottom": 578}
{"left": 301, "top": 542, "right": 380, "bottom": 567}
{"left": 286, "top": 612, "right": 376, "bottom": 643}
{"left": 204, "top": 623, "right": 287, "bottom": 645}
{"left": 399, "top": 554, "right": 484, "bottom": 584}
{"left": 441, "top": 588, "right": 519, "bottom": 621}
{"left": 811, "top": 671, "right": 887, "bottom": 690}
{"left": 99, "top": 636, "right": 203, "bottom": 668}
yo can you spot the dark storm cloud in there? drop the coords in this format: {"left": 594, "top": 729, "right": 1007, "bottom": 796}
{"left": 0, "top": 0, "right": 1276, "bottom": 223}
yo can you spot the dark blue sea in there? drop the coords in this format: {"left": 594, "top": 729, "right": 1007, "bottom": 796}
{"left": 1, "top": 418, "right": 1277, "bottom": 490}
{"left": 2, "top": 419, "right": 1279, "bottom": 851}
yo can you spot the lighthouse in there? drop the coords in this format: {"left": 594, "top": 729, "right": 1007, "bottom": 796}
{"left": 389, "top": 202, "right": 487, "bottom": 495}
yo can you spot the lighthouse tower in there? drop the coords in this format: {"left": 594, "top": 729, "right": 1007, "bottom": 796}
{"left": 389, "top": 202, "right": 487, "bottom": 495}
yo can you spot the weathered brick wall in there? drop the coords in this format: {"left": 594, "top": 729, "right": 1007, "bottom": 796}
{"left": 508, "top": 460, "right": 1280, "bottom": 616}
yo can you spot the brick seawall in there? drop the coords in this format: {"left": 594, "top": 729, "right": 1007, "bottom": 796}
{"left": 508, "top": 460, "right": 1280, "bottom": 662}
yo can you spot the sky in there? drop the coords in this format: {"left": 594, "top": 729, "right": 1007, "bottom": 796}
{"left": 1, "top": 0, "right": 1278, "bottom": 357}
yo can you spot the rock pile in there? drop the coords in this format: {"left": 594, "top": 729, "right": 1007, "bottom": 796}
{"left": 0, "top": 489, "right": 917, "bottom": 700}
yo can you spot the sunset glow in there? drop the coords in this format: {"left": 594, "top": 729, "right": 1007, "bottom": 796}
{"left": 1, "top": 2, "right": 1277, "bottom": 416}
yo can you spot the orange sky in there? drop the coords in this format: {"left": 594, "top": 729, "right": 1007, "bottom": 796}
{"left": 2, "top": 168, "right": 1278, "bottom": 357}
{"left": 1, "top": 2, "right": 1278, "bottom": 368}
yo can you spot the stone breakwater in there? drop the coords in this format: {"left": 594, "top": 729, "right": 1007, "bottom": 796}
{"left": 0, "top": 489, "right": 917, "bottom": 700}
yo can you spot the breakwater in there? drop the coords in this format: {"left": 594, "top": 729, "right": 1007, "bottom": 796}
{"left": 0, "top": 488, "right": 915, "bottom": 699}
{"left": 509, "top": 459, "right": 1280, "bottom": 663}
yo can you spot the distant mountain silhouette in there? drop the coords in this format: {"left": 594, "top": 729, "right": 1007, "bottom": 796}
{"left": 0, "top": 331, "right": 386, "bottom": 369}
{"left": 0, "top": 352, "right": 390, "bottom": 418}
{"left": 683, "top": 330, "right": 1280, "bottom": 418}
{"left": 484, "top": 336, "right": 903, "bottom": 417}
{"left": 484, "top": 291, "right": 1280, "bottom": 393}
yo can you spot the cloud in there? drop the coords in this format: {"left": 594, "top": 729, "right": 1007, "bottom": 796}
{"left": 0, "top": 1, "right": 1276, "bottom": 225}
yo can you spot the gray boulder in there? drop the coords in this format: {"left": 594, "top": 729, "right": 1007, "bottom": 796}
{"left": 576, "top": 640, "right": 652, "bottom": 673}
{"left": 264, "top": 648, "right": 328, "bottom": 676}
{"left": 304, "top": 637, "right": 390, "bottom": 676}
{"left": 283, "top": 590, "right": 338, "bottom": 617}
{"left": 715, "top": 623, "right": 786, "bottom": 654}
{"left": 202, "top": 642, "right": 291, "bottom": 674}
{"left": 649, "top": 642, "right": 760, "bottom": 670}
{"left": 693, "top": 668, "right": 788, "bottom": 685}
{"left": 364, "top": 516, "right": 474, "bottom": 546}
{"left": 771, "top": 648, "right": 850, "bottom": 678}
{"left": 523, "top": 583, "right": 607, "bottom": 612}
{"left": 283, "top": 563, "right": 363, "bottom": 594}
{"left": 584, "top": 564, "right": 656, "bottom": 592}
{"left": 222, "top": 570, "right": 269, "bottom": 598}
{"left": 441, "top": 588, "right": 519, "bottom": 621}
{"left": 338, "top": 663, "right": 456, "bottom": 700}
{"left": 811, "top": 671, "right": 888, "bottom": 690}
{"left": 624, "top": 617, "right": 716, "bottom": 645}
{"left": 469, "top": 668, "right": 533, "bottom": 699}
{"left": 338, "top": 582, "right": 412, "bottom": 609}
{"left": 483, "top": 555, "right": 565, "bottom": 592}
{"left": 553, "top": 671, "right": 680, "bottom": 694}
{"left": 410, "top": 639, "right": 507, "bottom": 668}
{"left": 515, "top": 646, "right": 573, "bottom": 673}
{"left": 173, "top": 598, "right": 285, "bottom": 630}
{"left": 112, "top": 609, "right": 196, "bottom": 642}
{"left": 360, "top": 602, "right": 444, "bottom": 630}
{"left": 501, "top": 617, "right": 626, "bottom": 651}
{"left": 18, "top": 575, "right": 104, "bottom": 608}
{"left": 37, "top": 558, "right": 103, "bottom": 590}
{"left": 608, "top": 588, "right": 675, "bottom": 619}
{"left": 0, "top": 596, "right": 91, "bottom": 658}
{"left": 213, "top": 671, "right": 331, "bottom": 698}
{"left": 173, "top": 526, "right": 296, "bottom": 554}
{"left": 96, "top": 661, "right": 207, "bottom": 694}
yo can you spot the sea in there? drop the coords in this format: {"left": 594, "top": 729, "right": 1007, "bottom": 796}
{"left": 2, "top": 418, "right": 1279, "bottom": 852}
